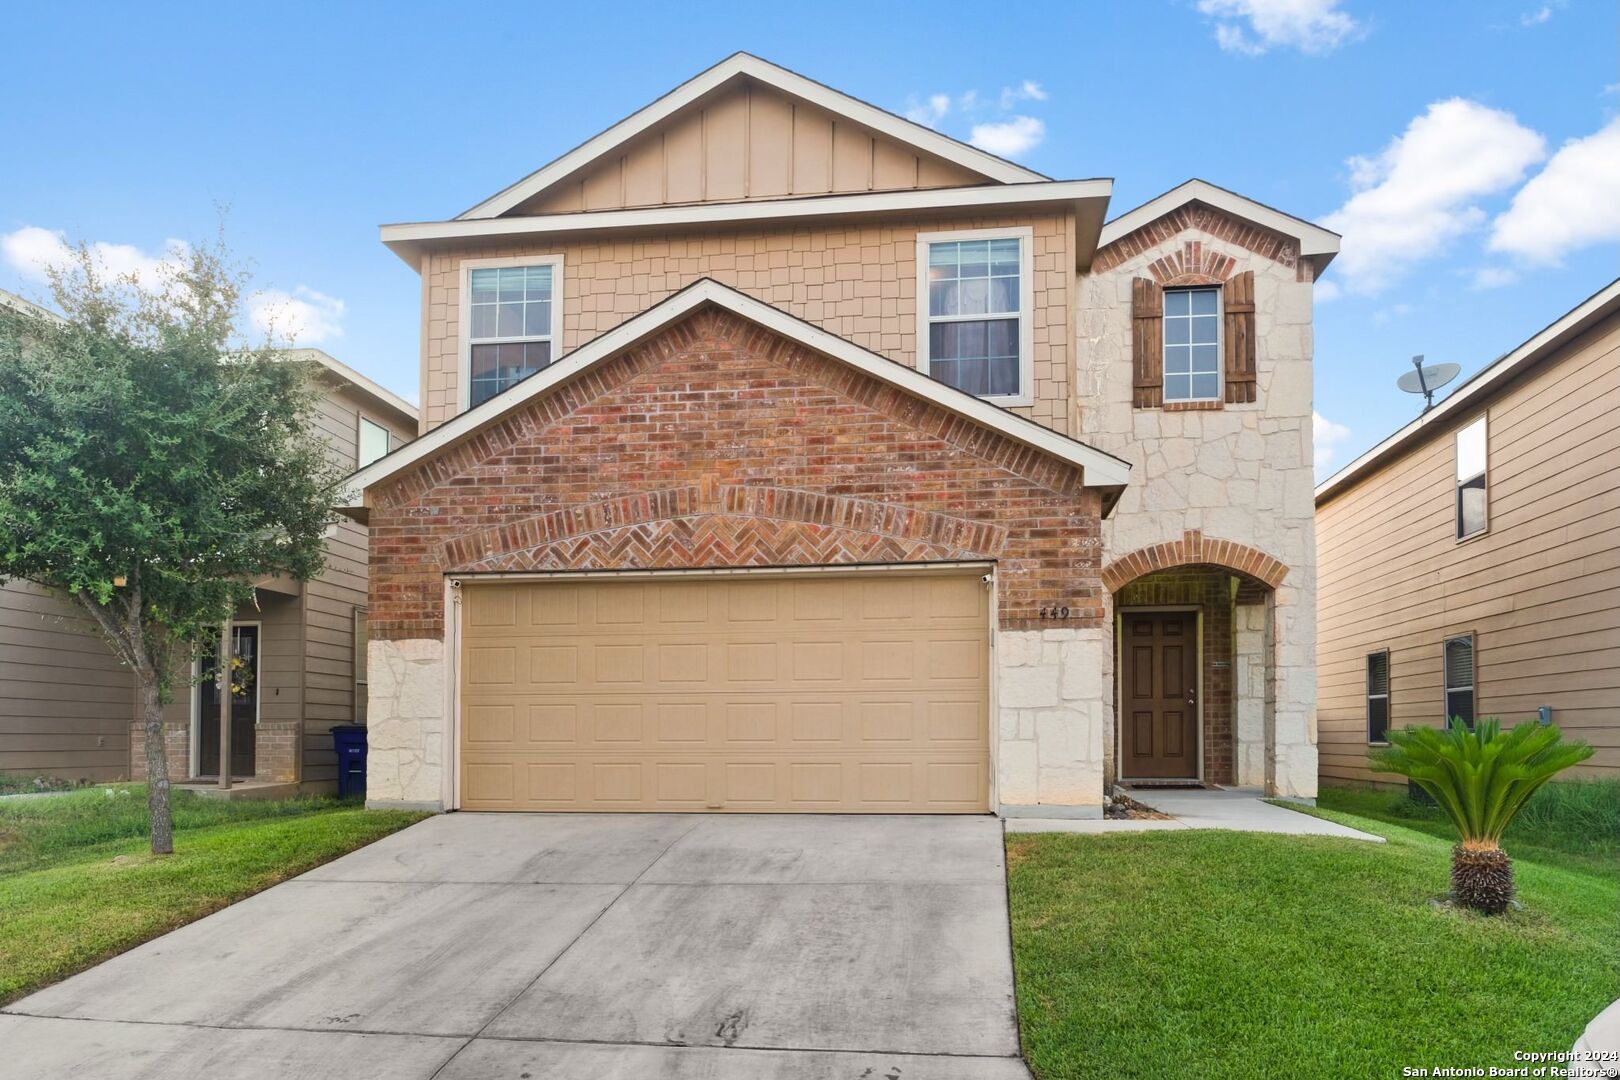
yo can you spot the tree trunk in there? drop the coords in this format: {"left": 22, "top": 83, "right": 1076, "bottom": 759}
{"left": 140, "top": 675, "right": 175, "bottom": 856}
{"left": 1451, "top": 842, "right": 1513, "bottom": 914}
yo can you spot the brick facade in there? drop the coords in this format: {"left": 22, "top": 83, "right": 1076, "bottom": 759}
{"left": 1092, "top": 201, "right": 1313, "bottom": 282}
{"left": 370, "top": 307, "right": 1105, "bottom": 640}
{"left": 419, "top": 212, "right": 1076, "bottom": 435}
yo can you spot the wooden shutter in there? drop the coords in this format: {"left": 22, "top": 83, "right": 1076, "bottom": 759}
{"left": 1131, "top": 277, "right": 1163, "bottom": 409}
{"left": 1223, "top": 271, "right": 1257, "bottom": 404}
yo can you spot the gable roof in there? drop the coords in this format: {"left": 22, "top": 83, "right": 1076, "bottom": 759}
{"left": 342, "top": 279, "right": 1131, "bottom": 511}
{"left": 457, "top": 52, "right": 1047, "bottom": 220}
{"left": 285, "top": 348, "right": 418, "bottom": 426}
{"left": 1098, "top": 179, "right": 1341, "bottom": 273}
{"left": 1315, "top": 277, "right": 1620, "bottom": 504}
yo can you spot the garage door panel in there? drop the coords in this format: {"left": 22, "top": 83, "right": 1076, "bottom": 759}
{"left": 460, "top": 573, "right": 989, "bottom": 813}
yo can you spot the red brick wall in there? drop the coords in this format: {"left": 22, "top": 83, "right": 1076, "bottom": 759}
{"left": 369, "top": 307, "right": 1105, "bottom": 638}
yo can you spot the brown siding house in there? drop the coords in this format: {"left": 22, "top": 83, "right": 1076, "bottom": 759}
{"left": 1316, "top": 280, "right": 1620, "bottom": 785}
{"left": 0, "top": 343, "right": 417, "bottom": 792}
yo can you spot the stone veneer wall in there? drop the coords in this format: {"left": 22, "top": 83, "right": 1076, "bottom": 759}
{"left": 995, "top": 626, "right": 1111, "bottom": 817}
{"left": 417, "top": 212, "right": 1075, "bottom": 435}
{"left": 1077, "top": 209, "right": 1319, "bottom": 798}
{"left": 1234, "top": 603, "right": 1268, "bottom": 787}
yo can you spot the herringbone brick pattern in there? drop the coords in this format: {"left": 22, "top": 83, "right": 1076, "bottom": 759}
{"left": 370, "top": 308, "right": 1105, "bottom": 639}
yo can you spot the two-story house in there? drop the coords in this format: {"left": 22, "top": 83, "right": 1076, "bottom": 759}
{"left": 0, "top": 328, "right": 418, "bottom": 794}
{"left": 1317, "top": 280, "right": 1619, "bottom": 786}
{"left": 345, "top": 54, "right": 1337, "bottom": 817}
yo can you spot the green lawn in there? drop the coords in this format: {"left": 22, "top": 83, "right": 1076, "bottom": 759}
{"left": 1006, "top": 789, "right": 1619, "bottom": 1080}
{"left": 0, "top": 785, "right": 425, "bottom": 1004}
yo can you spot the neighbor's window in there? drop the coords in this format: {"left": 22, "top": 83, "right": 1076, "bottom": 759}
{"left": 1366, "top": 650, "right": 1390, "bottom": 744}
{"left": 1455, "top": 415, "right": 1488, "bottom": 539}
{"left": 357, "top": 417, "right": 391, "bottom": 468}
{"left": 354, "top": 607, "right": 369, "bottom": 687}
{"left": 1443, "top": 634, "right": 1475, "bottom": 729}
{"left": 921, "top": 232, "right": 1028, "bottom": 400}
{"left": 467, "top": 261, "right": 559, "bottom": 407}
{"left": 1164, "top": 287, "right": 1221, "bottom": 402}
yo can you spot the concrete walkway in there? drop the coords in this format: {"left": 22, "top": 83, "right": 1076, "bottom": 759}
{"left": 1, "top": 813, "right": 1031, "bottom": 1079}
{"left": 1006, "top": 786, "right": 1385, "bottom": 842}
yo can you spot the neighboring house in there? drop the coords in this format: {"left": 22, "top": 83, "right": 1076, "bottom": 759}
{"left": 1317, "top": 280, "right": 1620, "bottom": 786}
{"left": 0, "top": 317, "right": 418, "bottom": 792}
{"left": 345, "top": 53, "right": 1336, "bottom": 817}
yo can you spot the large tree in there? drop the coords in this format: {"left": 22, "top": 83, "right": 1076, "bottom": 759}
{"left": 0, "top": 238, "right": 341, "bottom": 853}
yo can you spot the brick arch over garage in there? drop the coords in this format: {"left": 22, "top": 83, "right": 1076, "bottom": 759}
{"left": 1101, "top": 529, "right": 1288, "bottom": 594}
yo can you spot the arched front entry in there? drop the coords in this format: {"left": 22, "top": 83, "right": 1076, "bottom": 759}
{"left": 1103, "top": 530, "right": 1287, "bottom": 791}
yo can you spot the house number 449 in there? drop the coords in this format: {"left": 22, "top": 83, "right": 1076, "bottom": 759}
{"left": 1039, "top": 605, "right": 1074, "bottom": 620}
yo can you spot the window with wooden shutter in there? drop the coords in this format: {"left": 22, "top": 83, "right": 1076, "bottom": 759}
{"left": 1131, "top": 277, "right": 1163, "bottom": 408}
{"left": 1223, "top": 270, "right": 1257, "bottom": 403}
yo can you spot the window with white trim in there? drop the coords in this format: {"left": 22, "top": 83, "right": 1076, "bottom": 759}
{"left": 918, "top": 230, "right": 1031, "bottom": 402}
{"left": 1163, "top": 287, "right": 1221, "bottom": 402}
{"left": 466, "top": 260, "right": 561, "bottom": 407}
{"left": 357, "top": 417, "right": 391, "bottom": 468}
{"left": 1366, "top": 650, "right": 1390, "bottom": 744}
{"left": 1443, "top": 634, "right": 1475, "bottom": 729}
{"left": 1455, "top": 415, "right": 1488, "bottom": 540}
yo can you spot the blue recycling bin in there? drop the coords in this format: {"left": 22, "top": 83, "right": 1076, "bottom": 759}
{"left": 331, "top": 725, "right": 368, "bottom": 800}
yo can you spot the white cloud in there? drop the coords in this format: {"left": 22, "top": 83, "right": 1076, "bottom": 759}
{"left": 1470, "top": 266, "right": 1519, "bottom": 289}
{"left": 1314, "top": 279, "right": 1342, "bottom": 302}
{"left": 1489, "top": 117, "right": 1620, "bottom": 264}
{"left": 248, "top": 286, "right": 346, "bottom": 345}
{"left": 1319, "top": 99, "right": 1546, "bottom": 294}
{"left": 1520, "top": 5, "right": 1553, "bottom": 25}
{"left": 905, "top": 93, "right": 951, "bottom": 127}
{"left": 969, "top": 116, "right": 1045, "bottom": 158}
{"left": 999, "top": 80, "right": 1047, "bottom": 110}
{"left": 1, "top": 225, "right": 190, "bottom": 289}
{"left": 1313, "top": 411, "right": 1353, "bottom": 473}
{"left": 1197, "top": 0, "right": 1361, "bottom": 55}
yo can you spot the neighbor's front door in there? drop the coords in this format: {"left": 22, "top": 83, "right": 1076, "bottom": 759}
{"left": 198, "top": 625, "right": 259, "bottom": 778}
{"left": 1121, "top": 612, "right": 1198, "bottom": 779}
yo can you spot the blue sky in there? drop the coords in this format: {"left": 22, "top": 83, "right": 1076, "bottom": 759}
{"left": 2, "top": 1, "right": 1615, "bottom": 477}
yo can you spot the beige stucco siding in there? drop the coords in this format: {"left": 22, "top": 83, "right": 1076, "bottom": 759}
{"left": 1317, "top": 316, "right": 1620, "bottom": 783}
{"left": 513, "top": 79, "right": 984, "bottom": 216}
{"left": 418, "top": 212, "right": 1075, "bottom": 434}
{"left": 0, "top": 581, "right": 134, "bottom": 782}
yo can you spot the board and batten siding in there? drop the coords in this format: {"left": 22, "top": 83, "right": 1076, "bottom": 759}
{"left": 0, "top": 581, "right": 134, "bottom": 782}
{"left": 1316, "top": 314, "right": 1620, "bottom": 784}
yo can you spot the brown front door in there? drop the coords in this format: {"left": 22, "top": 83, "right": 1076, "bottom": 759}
{"left": 1121, "top": 612, "right": 1198, "bottom": 779}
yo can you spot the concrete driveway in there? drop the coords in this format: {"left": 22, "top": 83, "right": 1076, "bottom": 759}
{"left": 1, "top": 813, "right": 1030, "bottom": 1079}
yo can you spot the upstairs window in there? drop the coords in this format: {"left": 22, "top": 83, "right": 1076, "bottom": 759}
{"left": 1163, "top": 288, "right": 1221, "bottom": 402}
{"left": 1455, "top": 415, "right": 1488, "bottom": 539}
{"left": 357, "top": 417, "right": 391, "bottom": 468}
{"left": 465, "top": 258, "right": 562, "bottom": 408}
{"left": 1366, "top": 650, "right": 1390, "bottom": 744}
{"left": 1443, "top": 634, "right": 1476, "bottom": 729}
{"left": 918, "top": 229, "right": 1032, "bottom": 404}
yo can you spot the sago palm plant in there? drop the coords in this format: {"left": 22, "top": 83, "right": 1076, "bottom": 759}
{"left": 1370, "top": 719, "right": 1593, "bottom": 914}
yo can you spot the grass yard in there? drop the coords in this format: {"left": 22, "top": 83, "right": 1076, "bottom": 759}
{"left": 0, "top": 785, "right": 425, "bottom": 1004}
{"left": 1006, "top": 784, "right": 1619, "bottom": 1080}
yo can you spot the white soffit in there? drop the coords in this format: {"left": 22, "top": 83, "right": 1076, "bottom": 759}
{"left": 1099, "top": 179, "right": 1341, "bottom": 267}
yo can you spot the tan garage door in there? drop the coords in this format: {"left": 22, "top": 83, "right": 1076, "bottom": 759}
{"left": 458, "top": 571, "right": 990, "bottom": 812}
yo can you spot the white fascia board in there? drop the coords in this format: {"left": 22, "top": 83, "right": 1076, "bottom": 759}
{"left": 386, "top": 180, "right": 1112, "bottom": 256}
{"left": 1099, "top": 179, "right": 1341, "bottom": 262}
{"left": 289, "top": 348, "right": 419, "bottom": 421}
{"left": 1315, "top": 278, "right": 1620, "bottom": 503}
{"left": 344, "top": 279, "right": 1130, "bottom": 502}
{"left": 458, "top": 53, "right": 1045, "bottom": 220}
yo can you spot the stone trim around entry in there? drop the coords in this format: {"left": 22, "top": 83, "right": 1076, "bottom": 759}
{"left": 1101, "top": 530, "right": 1289, "bottom": 593}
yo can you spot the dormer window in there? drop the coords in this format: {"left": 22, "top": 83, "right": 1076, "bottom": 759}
{"left": 916, "top": 227, "right": 1033, "bottom": 406}
{"left": 462, "top": 256, "right": 564, "bottom": 408}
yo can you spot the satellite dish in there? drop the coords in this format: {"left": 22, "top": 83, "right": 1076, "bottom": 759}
{"left": 1395, "top": 355, "right": 1461, "bottom": 412}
